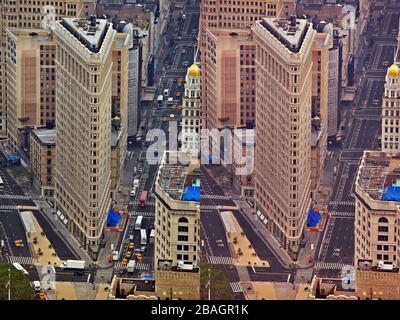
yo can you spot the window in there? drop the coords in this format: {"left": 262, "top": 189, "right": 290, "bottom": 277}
{"left": 178, "top": 235, "right": 188, "bottom": 241}
{"left": 178, "top": 217, "right": 188, "bottom": 223}
{"left": 379, "top": 217, "right": 389, "bottom": 223}
{"left": 378, "top": 226, "right": 389, "bottom": 232}
{"left": 378, "top": 235, "right": 388, "bottom": 241}
{"left": 178, "top": 226, "right": 189, "bottom": 233}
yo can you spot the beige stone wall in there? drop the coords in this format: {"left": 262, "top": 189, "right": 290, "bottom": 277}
{"left": 155, "top": 270, "right": 200, "bottom": 300}
{"left": 356, "top": 270, "right": 400, "bottom": 300}
{"left": 253, "top": 19, "right": 315, "bottom": 253}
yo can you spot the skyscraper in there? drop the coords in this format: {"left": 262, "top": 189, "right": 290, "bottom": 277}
{"left": 53, "top": 17, "right": 116, "bottom": 258}
{"left": 253, "top": 17, "right": 316, "bottom": 258}
{"left": 181, "top": 64, "right": 201, "bottom": 159}
{"left": 0, "top": 0, "right": 83, "bottom": 143}
{"left": 382, "top": 63, "right": 400, "bottom": 153}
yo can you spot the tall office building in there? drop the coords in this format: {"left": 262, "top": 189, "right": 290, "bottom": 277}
{"left": 355, "top": 151, "right": 400, "bottom": 268}
{"left": 181, "top": 64, "right": 200, "bottom": 159}
{"left": 0, "top": 0, "right": 83, "bottom": 141}
{"left": 53, "top": 17, "right": 116, "bottom": 258}
{"left": 154, "top": 151, "right": 200, "bottom": 300}
{"left": 199, "top": 0, "right": 296, "bottom": 129}
{"left": 381, "top": 63, "right": 400, "bottom": 153}
{"left": 253, "top": 17, "right": 316, "bottom": 258}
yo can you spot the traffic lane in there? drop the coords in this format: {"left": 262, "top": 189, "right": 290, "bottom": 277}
{"left": 339, "top": 164, "right": 358, "bottom": 202}
{"left": 247, "top": 271, "right": 290, "bottom": 283}
{"left": 54, "top": 268, "right": 93, "bottom": 282}
{"left": 232, "top": 210, "right": 285, "bottom": 271}
{"left": 316, "top": 268, "right": 341, "bottom": 279}
{"left": 353, "top": 119, "right": 380, "bottom": 150}
{"left": 0, "top": 209, "right": 31, "bottom": 256}
{"left": 324, "top": 218, "right": 354, "bottom": 265}
{"left": 200, "top": 210, "right": 231, "bottom": 257}
{"left": 200, "top": 198, "right": 236, "bottom": 207}
{"left": 32, "top": 210, "right": 78, "bottom": 260}
{"left": 0, "top": 169, "right": 26, "bottom": 196}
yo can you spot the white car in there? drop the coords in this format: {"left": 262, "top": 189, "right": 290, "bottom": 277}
{"left": 130, "top": 188, "right": 136, "bottom": 197}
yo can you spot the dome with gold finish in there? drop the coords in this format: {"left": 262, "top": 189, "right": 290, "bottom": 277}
{"left": 187, "top": 64, "right": 200, "bottom": 77}
{"left": 388, "top": 63, "right": 400, "bottom": 77}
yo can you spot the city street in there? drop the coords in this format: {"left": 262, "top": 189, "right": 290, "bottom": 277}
{"left": 315, "top": 8, "right": 400, "bottom": 281}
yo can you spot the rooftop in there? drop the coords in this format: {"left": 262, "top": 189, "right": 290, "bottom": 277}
{"left": 61, "top": 17, "right": 109, "bottom": 53}
{"left": 259, "top": 17, "right": 310, "bottom": 53}
{"left": 357, "top": 151, "right": 400, "bottom": 201}
{"left": 32, "top": 128, "right": 56, "bottom": 145}
{"left": 157, "top": 151, "right": 200, "bottom": 202}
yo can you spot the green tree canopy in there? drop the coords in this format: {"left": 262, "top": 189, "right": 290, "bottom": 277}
{"left": 200, "top": 263, "right": 235, "bottom": 300}
{"left": 0, "top": 262, "right": 34, "bottom": 300}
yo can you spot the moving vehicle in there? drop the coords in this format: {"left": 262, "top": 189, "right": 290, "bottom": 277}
{"left": 163, "top": 89, "right": 169, "bottom": 96}
{"left": 127, "top": 260, "right": 136, "bottom": 273}
{"left": 140, "top": 229, "right": 147, "bottom": 245}
{"left": 122, "top": 259, "right": 128, "bottom": 266}
{"left": 112, "top": 250, "right": 119, "bottom": 261}
{"left": 14, "top": 240, "right": 24, "bottom": 248}
{"left": 150, "top": 229, "right": 155, "bottom": 244}
{"left": 133, "top": 179, "right": 140, "bottom": 189}
{"left": 125, "top": 251, "right": 132, "bottom": 259}
{"left": 0, "top": 176, "right": 4, "bottom": 191}
{"left": 139, "top": 191, "right": 148, "bottom": 207}
{"left": 128, "top": 242, "right": 135, "bottom": 250}
{"left": 135, "top": 215, "right": 143, "bottom": 230}
{"left": 167, "top": 97, "right": 174, "bottom": 105}
{"left": 157, "top": 95, "right": 164, "bottom": 105}
{"left": 130, "top": 188, "right": 136, "bottom": 197}
{"left": 140, "top": 246, "right": 146, "bottom": 253}
{"left": 37, "top": 292, "right": 47, "bottom": 300}
{"left": 177, "top": 78, "right": 184, "bottom": 87}
{"left": 32, "top": 281, "right": 42, "bottom": 292}
{"left": 135, "top": 253, "right": 142, "bottom": 262}
{"left": 13, "top": 262, "right": 29, "bottom": 275}
{"left": 60, "top": 260, "right": 85, "bottom": 270}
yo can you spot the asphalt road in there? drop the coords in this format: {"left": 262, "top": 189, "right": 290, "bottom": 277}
{"left": 114, "top": 2, "right": 199, "bottom": 280}
{"left": 315, "top": 8, "right": 399, "bottom": 279}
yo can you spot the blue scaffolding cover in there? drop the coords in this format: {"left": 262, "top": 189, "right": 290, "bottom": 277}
{"left": 307, "top": 209, "right": 321, "bottom": 227}
{"left": 5, "top": 154, "right": 19, "bottom": 162}
{"left": 182, "top": 186, "right": 200, "bottom": 202}
{"left": 382, "top": 186, "right": 400, "bottom": 202}
{"left": 107, "top": 209, "right": 121, "bottom": 227}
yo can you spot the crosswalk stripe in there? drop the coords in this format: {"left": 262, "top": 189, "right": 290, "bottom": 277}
{"left": 0, "top": 205, "right": 18, "bottom": 210}
{"left": 206, "top": 256, "right": 234, "bottom": 265}
{"left": 329, "top": 201, "right": 354, "bottom": 206}
{"left": 0, "top": 194, "right": 30, "bottom": 200}
{"left": 230, "top": 282, "right": 242, "bottom": 293}
{"left": 114, "top": 262, "right": 151, "bottom": 270}
{"left": 129, "top": 200, "right": 156, "bottom": 206}
{"left": 6, "top": 256, "right": 34, "bottom": 265}
{"left": 200, "top": 205, "right": 219, "bottom": 210}
{"left": 315, "top": 262, "right": 348, "bottom": 270}
{"left": 329, "top": 211, "right": 355, "bottom": 217}
{"left": 201, "top": 194, "right": 230, "bottom": 200}
{"left": 129, "top": 211, "right": 155, "bottom": 217}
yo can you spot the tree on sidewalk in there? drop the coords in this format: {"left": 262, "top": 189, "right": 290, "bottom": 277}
{"left": 0, "top": 262, "right": 34, "bottom": 300}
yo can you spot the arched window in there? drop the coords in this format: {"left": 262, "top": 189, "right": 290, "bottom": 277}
{"left": 378, "top": 217, "right": 388, "bottom": 223}
{"left": 178, "top": 217, "right": 188, "bottom": 223}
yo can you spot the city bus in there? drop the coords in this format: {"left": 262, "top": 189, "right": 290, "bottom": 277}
{"left": 140, "top": 229, "right": 147, "bottom": 245}
{"left": 12, "top": 262, "right": 29, "bottom": 275}
{"left": 139, "top": 191, "right": 148, "bottom": 207}
{"left": 0, "top": 176, "right": 3, "bottom": 191}
{"left": 135, "top": 215, "right": 143, "bottom": 231}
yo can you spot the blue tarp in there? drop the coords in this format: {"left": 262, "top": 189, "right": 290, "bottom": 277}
{"left": 182, "top": 186, "right": 200, "bottom": 202}
{"left": 107, "top": 209, "right": 121, "bottom": 227}
{"left": 307, "top": 209, "right": 321, "bottom": 227}
{"left": 382, "top": 186, "right": 400, "bottom": 201}
{"left": 5, "top": 154, "right": 19, "bottom": 162}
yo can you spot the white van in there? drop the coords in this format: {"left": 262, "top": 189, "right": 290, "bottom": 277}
{"left": 32, "top": 281, "right": 42, "bottom": 292}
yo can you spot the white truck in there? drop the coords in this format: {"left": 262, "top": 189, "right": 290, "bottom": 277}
{"left": 127, "top": 260, "right": 136, "bottom": 273}
{"left": 60, "top": 260, "right": 85, "bottom": 270}
{"left": 32, "top": 281, "right": 42, "bottom": 292}
{"left": 133, "top": 179, "right": 140, "bottom": 188}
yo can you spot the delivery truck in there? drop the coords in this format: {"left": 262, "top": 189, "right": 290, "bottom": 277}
{"left": 127, "top": 260, "right": 136, "bottom": 273}
{"left": 60, "top": 260, "right": 85, "bottom": 270}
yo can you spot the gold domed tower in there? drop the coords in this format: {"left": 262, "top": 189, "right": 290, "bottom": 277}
{"left": 388, "top": 63, "right": 400, "bottom": 77}
{"left": 187, "top": 64, "right": 200, "bottom": 77}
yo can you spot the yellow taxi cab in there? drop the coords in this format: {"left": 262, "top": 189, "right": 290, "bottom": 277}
{"left": 38, "top": 292, "right": 47, "bottom": 300}
{"left": 128, "top": 243, "right": 135, "bottom": 249}
{"left": 14, "top": 240, "right": 24, "bottom": 247}
{"left": 121, "top": 259, "right": 128, "bottom": 266}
